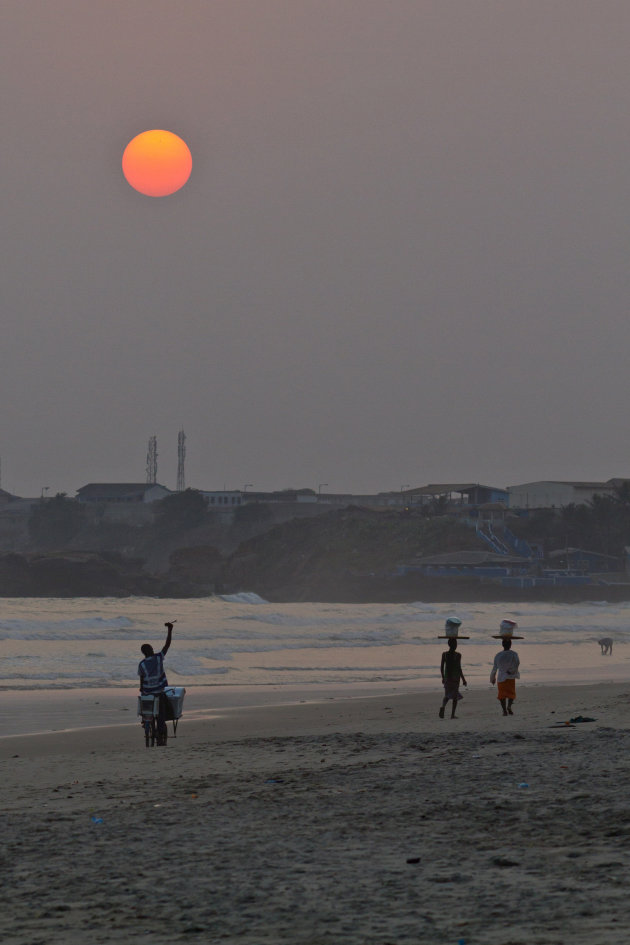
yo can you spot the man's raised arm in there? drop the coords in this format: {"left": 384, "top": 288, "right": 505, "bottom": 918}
{"left": 162, "top": 621, "right": 174, "bottom": 655}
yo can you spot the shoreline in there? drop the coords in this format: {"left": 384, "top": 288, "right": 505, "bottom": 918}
{"left": 0, "top": 682, "right": 414, "bottom": 739}
{"left": 0, "top": 679, "right": 625, "bottom": 752}
{"left": 1, "top": 669, "right": 629, "bottom": 739}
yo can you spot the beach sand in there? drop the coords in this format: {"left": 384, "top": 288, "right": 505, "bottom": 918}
{"left": 2, "top": 683, "right": 630, "bottom": 944}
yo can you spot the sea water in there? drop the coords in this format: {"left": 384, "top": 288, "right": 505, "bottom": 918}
{"left": 1, "top": 594, "right": 629, "bottom": 692}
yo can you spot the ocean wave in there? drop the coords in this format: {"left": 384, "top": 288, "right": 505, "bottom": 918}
{"left": 191, "top": 635, "right": 408, "bottom": 657}
{"left": 0, "top": 669, "right": 122, "bottom": 681}
{"left": 228, "top": 610, "right": 438, "bottom": 628}
{"left": 2, "top": 598, "right": 630, "bottom": 691}
{"left": 510, "top": 602, "right": 630, "bottom": 619}
{"left": 219, "top": 592, "right": 268, "bottom": 605}
{"left": 0, "top": 665, "right": 230, "bottom": 684}
{"left": 250, "top": 663, "right": 435, "bottom": 672}
{"left": 0, "top": 615, "right": 136, "bottom": 641}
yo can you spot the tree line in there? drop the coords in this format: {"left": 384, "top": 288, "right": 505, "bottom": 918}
{"left": 513, "top": 484, "right": 630, "bottom": 558}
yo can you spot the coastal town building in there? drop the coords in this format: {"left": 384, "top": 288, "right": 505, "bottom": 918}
{"left": 201, "top": 490, "right": 243, "bottom": 507}
{"left": 76, "top": 483, "right": 171, "bottom": 504}
{"left": 506, "top": 480, "right": 619, "bottom": 509}
{"left": 61, "top": 478, "right": 629, "bottom": 515}
{"left": 400, "top": 483, "right": 509, "bottom": 506}
{"left": 241, "top": 483, "right": 509, "bottom": 510}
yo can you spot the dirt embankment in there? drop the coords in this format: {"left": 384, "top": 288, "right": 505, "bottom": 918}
{"left": 0, "top": 551, "right": 194, "bottom": 598}
{"left": 4, "top": 506, "right": 630, "bottom": 602}
{"left": 169, "top": 507, "right": 630, "bottom": 602}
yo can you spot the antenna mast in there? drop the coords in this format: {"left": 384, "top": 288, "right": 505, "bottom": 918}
{"left": 146, "top": 435, "right": 157, "bottom": 484}
{"left": 176, "top": 428, "right": 186, "bottom": 491}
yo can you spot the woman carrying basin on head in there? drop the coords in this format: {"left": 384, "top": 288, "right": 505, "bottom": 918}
{"left": 438, "top": 617, "right": 468, "bottom": 719}
{"left": 490, "top": 619, "right": 523, "bottom": 716}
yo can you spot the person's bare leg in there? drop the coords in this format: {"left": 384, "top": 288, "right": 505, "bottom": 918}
{"left": 439, "top": 697, "right": 447, "bottom": 719}
{"left": 500, "top": 697, "right": 508, "bottom": 716}
{"left": 507, "top": 699, "right": 514, "bottom": 715}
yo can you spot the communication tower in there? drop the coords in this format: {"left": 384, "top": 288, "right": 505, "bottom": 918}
{"left": 146, "top": 435, "right": 157, "bottom": 484}
{"left": 176, "top": 428, "right": 186, "bottom": 491}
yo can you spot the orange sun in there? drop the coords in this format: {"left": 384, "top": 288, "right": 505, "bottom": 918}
{"left": 122, "top": 129, "right": 192, "bottom": 197}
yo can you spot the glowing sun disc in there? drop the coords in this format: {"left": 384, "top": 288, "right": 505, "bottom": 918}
{"left": 122, "top": 129, "right": 192, "bottom": 197}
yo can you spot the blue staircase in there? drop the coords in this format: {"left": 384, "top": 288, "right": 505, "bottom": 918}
{"left": 502, "top": 526, "right": 538, "bottom": 558}
{"left": 476, "top": 524, "right": 535, "bottom": 558}
{"left": 476, "top": 525, "right": 509, "bottom": 554}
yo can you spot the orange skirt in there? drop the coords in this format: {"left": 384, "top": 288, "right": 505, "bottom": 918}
{"left": 497, "top": 679, "right": 516, "bottom": 701}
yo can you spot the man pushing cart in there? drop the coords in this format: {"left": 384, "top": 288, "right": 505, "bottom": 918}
{"left": 137, "top": 621, "right": 185, "bottom": 746}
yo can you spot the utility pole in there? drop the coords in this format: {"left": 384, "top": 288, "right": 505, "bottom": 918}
{"left": 176, "top": 429, "right": 186, "bottom": 492}
{"left": 146, "top": 435, "right": 157, "bottom": 484}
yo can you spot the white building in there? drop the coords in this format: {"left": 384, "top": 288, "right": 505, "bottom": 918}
{"left": 507, "top": 480, "right": 617, "bottom": 510}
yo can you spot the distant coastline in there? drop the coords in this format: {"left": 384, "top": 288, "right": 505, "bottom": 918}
{"left": 1, "top": 550, "right": 629, "bottom": 602}
{"left": 2, "top": 502, "right": 629, "bottom": 602}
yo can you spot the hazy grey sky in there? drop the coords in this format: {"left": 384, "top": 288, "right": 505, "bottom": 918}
{"left": 2, "top": 1, "right": 630, "bottom": 496}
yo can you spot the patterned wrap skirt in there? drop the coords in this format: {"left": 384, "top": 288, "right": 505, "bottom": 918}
{"left": 497, "top": 679, "right": 516, "bottom": 700}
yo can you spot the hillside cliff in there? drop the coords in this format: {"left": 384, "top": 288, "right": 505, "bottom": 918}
{"left": 2, "top": 502, "right": 629, "bottom": 601}
{"left": 210, "top": 507, "right": 480, "bottom": 600}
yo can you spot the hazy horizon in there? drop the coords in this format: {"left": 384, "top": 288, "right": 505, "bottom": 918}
{"left": 5, "top": 469, "right": 629, "bottom": 502}
{"left": 3, "top": 2, "right": 630, "bottom": 497}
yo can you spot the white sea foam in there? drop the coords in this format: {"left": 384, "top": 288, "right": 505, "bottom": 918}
{"left": 219, "top": 592, "right": 268, "bottom": 604}
{"left": 1, "top": 596, "right": 629, "bottom": 690}
{"left": 0, "top": 616, "right": 135, "bottom": 640}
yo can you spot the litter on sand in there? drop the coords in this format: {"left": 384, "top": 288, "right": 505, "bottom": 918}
{"left": 550, "top": 715, "right": 597, "bottom": 728}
